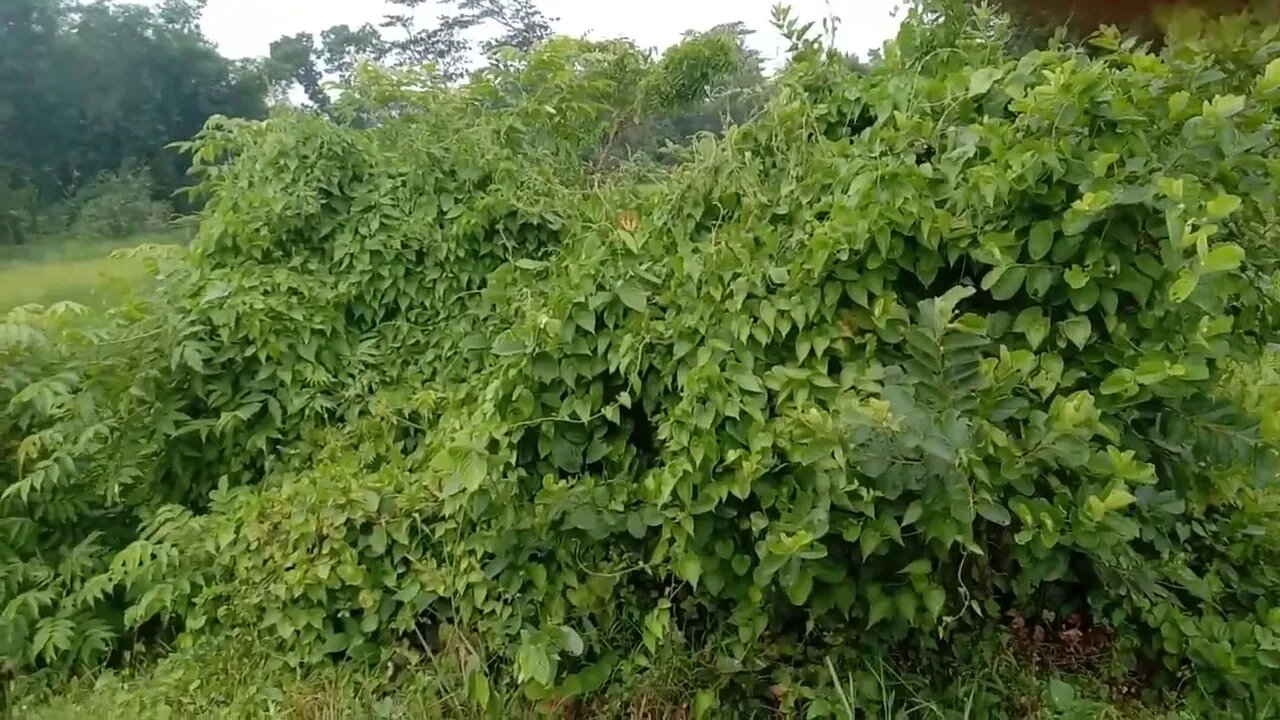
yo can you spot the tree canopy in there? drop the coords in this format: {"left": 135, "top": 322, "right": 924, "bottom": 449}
{"left": 0, "top": 0, "right": 267, "bottom": 236}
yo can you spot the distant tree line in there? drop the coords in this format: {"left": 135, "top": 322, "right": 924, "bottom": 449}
{"left": 0, "top": 0, "right": 268, "bottom": 242}
{"left": 0, "top": 0, "right": 776, "bottom": 245}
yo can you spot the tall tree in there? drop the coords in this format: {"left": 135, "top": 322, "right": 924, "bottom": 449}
{"left": 267, "top": 0, "right": 559, "bottom": 101}
{"left": 0, "top": 0, "right": 268, "bottom": 235}
{"left": 268, "top": 32, "right": 329, "bottom": 109}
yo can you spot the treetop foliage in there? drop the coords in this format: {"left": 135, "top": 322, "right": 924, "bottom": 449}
{"left": 5, "top": 1, "right": 1280, "bottom": 716}
{"left": 0, "top": 0, "right": 268, "bottom": 243}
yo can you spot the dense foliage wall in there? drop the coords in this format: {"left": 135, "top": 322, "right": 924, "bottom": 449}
{"left": 4, "top": 3, "right": 1280, "bottom": 715}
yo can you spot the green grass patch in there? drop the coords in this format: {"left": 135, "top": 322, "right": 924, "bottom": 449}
{"left": 9, "top": 633, "right": 1179, "bottom": 719}
{"left": 0, "top": 231, "right": 183, "bottom": 310}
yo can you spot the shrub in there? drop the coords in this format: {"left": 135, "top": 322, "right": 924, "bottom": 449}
{"left": 0, "top": 276, "right": 192, "bottom": 672}
{"left": 5, "top": 3, "right": 1280, "bottom": 717}
{"left": 61, "top": 169, "right": 172, "bottom": 240}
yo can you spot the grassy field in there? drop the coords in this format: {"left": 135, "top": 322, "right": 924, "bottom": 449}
{"left": 0, "top": 232, "right": 181, "bottom": 310}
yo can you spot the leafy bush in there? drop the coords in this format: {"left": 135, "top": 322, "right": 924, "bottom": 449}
{"left": 5, "top": 3, "right": 1280, "bottom": 717}
{"left": 60, "top": 169, "right": 172, "bottom": 240}
{"left": 0, "top": 274, "right": 193, "bottom": 670}
{"left": 0, "top": 171, "right": 39, "bottom": 245}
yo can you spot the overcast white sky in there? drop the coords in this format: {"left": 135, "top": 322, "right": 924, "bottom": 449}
{"left": 193, "top": 1, "right": 904, "bottom": 65}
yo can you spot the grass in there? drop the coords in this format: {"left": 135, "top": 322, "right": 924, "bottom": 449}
{"left": 7, "top": 632, "right": 1182, "bottom": 720}
{"left": 0, "top": 231, "right": 183, "bottom": 311}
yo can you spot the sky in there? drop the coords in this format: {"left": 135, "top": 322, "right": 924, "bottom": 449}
{"left": 193, "top": 0, "right": 905, "bottom": 65}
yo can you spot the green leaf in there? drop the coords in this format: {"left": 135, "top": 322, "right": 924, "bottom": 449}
{"left": 561, "top": 626, "right": 584, "bottom": 656}
{"left": 1100, "top": 369, "right": 1136, "bottom": 395}
{"left": 1028, "top": 221, "right": 1054, "bottom": 261}
{"left": 980, "top": 265, "right": 1007, "bottom": 291}
{"left": 469, "top": 670, "right": 491, "bottom": 709}
{"left": 900, "top": 558, "right": 932, "bottom": 576}
{"left": 868, "top": 593, "right": 893, "bottom": 627}
{"left": 786, "top": 570, "right": 814, "bottom": 605}
{"left": 677, "top": 553, "right": 703, "bottom": 588}
{"left": 1025, "top": 267, "right": 1054, "bottom": 298}
{"left": 1169, "top": 270, "right": 1198, "bottom": 303}
{"left": 181, "top": 345, "right": 205, "bottom": 373}
{"left": 693, "top": 690, "right": 719, "bottom": 719}
{"left": 1103, "top": 488, "right": 1137, "bottom": 512}
{"left": 1205, "top": 194, "right": 1241, "bottom": 219}
{"left": 492, "top": 333, "right": 527, "bottom": 356}
{"left": 616, "top": 282, "right": 648, "bottom": 312}
{"left": 1060, "top": 316, "right": 1091, "bottom": 349}
{"left": 860, "top": 527, "right": 883, "bottom": 560}
{"left": 1048, "top": 678, "right": 1077, "bottom": 708}
{"left": 1063, "top": 266, "right": 1089, "bottom": 290}
{"left": 515, "top": 258, "right": 549, "bottom": 270}
{"left": 1209, "top": 94, "right": 1245, "bottom": 118}
{"left": 516, "top": 640, "right": 553, "bottom": 686}
{"left": 923, "top": 587, "right": 946, "bottom": 619}
{"left": 1264, "top": 58, "right": 1280, "bottom": 90}
{"left": 989, "top": 266, "right": 1026, "bottom": 301}
{"left": 968, "top": 67, "right": 1002, "bottom": 96}
{"left": 1014, "top": 308, "right": 1049, "bottom": 349}
{"left": 1201, "top": 243, "right": 1244, "bottom": 273}
{"left": 976, "top": 501, "right": 1011, "bottom": 526}
{"left": 1068, "top": 282, "right": 1099, "bottom": 312}
{"left": 902, "top": 501, "right": 924, "bottom": 527}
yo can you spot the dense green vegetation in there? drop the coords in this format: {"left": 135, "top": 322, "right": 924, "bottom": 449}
{"left": 6, "top": 1, "right": 1280, "bottom": 717}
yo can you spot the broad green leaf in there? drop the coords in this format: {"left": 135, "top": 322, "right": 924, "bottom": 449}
{"left": 976, "top": 501, "right": 1011, "bottom": 526}
{"left": 1201, "top": 243, "right": 1244, "bottom": 273}
{"left": 968, "top": 67, "right": 1001, "bottom": 96}
{"left": 1205, "top": 194, "right": 1241, "bottom": 219}
{"left": 1265, "top": 58, "right": 1280, "bottom": 90}
{"left": 1169, "top": 270, "right": 1198, "bottom": 303}
{"left": 516, "top": 641, "right": 553, "bottom": 686}
{"left": 1025, "top": 267, "right": 1054, "bottom": 298}
{"left": 786, "top": 571, "right": 814, "bottom": 605}
{"left": 616, "top": 282, "right": 648, "bottom": 312}
{"left": 1100, "top": 369, "right": 1136, "bottom": 395}
{"left": 693, "top": 690, "right": 719, "bottom": 719}
{"left": 1028, "top": 221, "right": 1055, "bottom": 261}
{"left": 1103, "top": 488, "right": 1137, "bottom": 512}
{"left": 561, "top": 626, "right": 584, "bottom": 656}
{"left": 492, "top": 334, "right": 527, "bottom": 356}
{"left": 469, "top": 670, "right": 491, "bottom": 709}
{"left": 1063, "top": 266, "right": 1088, "bottom": 290}
{"left": 923, "top": 587, "right": 946, "bottom": 619}
{"left": 989, "top": 266, "right": 1026, "bottom": 301}
{"left": 1068, "top": 282, "right": 1099, "bottom": 312}
{"left": 1060, "top": 316, "right": 1091, "bottom": 349}
{"left": 677, "top": 553, "right": 703, "bottom": 588}
{"left": 1014, "top": 308, "right": 1049, "bottom": 349}
{"left": 980, "top": 265, "right": 1007, "bottom": 291}
{"left": 1048, "top": 678, "right": 1077, "bottom": 708}
{"left": 1208, "top": 94, "right": 1245, "bottom": 118}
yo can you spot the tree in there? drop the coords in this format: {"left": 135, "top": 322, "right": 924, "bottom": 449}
{"left": 608, "top": 22, "right": 770, "bottom": 163}
{"left": 0, "top": 0, "right": 268, "bottom": 239}
{"left": 266, "top": 0, "right": 559, "bottom": 101}
{"left": 268, "top": 32, "right": 329, "bottom": 109}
